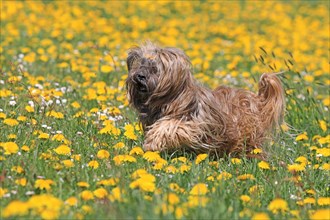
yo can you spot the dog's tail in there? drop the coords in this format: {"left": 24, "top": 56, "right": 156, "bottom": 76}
{"left": 258, "top": 72, "right": 285, "bottom": 130}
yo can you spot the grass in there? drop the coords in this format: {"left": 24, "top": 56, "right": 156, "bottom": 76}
{"left": 0, "top": 1, "right": 329, "bottom": 219}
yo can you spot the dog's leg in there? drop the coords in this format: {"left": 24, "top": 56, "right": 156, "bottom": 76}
{"left": 143, "top": 119, "right": 199, "bottom": 151}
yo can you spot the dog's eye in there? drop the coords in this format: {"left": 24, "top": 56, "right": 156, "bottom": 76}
{"left": 151, "top": 66, "right": 158, "bottom": 74}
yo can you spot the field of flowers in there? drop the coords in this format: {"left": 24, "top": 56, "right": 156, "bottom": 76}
{"left": 0, "top": 1, "right": 329, "bottom": 219}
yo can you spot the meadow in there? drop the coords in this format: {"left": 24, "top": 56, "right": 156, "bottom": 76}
{"left": 0, "top": 1, "right": 329, "bottom": 219}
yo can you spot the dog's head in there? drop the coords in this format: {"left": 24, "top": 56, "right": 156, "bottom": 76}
{"left": 126, "top": 42, "right": 193, "bottom": 113}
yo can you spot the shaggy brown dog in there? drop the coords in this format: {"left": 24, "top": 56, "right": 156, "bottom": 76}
{"left": 126, "top": 42, "right": 285, "bottom": 157}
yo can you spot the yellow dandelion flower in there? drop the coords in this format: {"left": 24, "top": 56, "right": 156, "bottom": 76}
{"left": 17, "top": 116, "right": 27, "bottom": 121}
{"left": 249, "top": 185, "right": 262, "bottom": 194}
{"left": 11, "top": 166, "right": 24, "bottom": 173}
{"left": 208, "top": 161, "right": 219, "bottom": 168}
{"left": 288, "top": 163, "right": 305, "bottom": 172}
{"left": 109, "top": 187, "right": 124, "bottom": 202}
{"left": 187, "top": 195, "right": 209, "bottom": 207}
{"left": 268, "top": 198, "right": 289, "bottom": 214}
{"left": 3, "top": 118, "right": 19, "bottom": 126}
{"left": 71, "top": 101, "right": 81, "bottom": 109}
{"left": 180, "top": 164, "right": 191, "bottom": 173}
{"left": 97, "top": 178, "right": 118, "bottom": 186}
{"left": 258, "top": 161, "right": 270, "bottom": 170}
{"left": 171, "top": 156, "right": 188, "bottom": 163}
{"left": 1, "top": 142, "right": 19, "bottom": 155}
{"left": 25, "top": 105, "right": 34, "bottom": 113}
{"left": 217, "top": 172, "right": 233, "bottom": 180}
{"left": 88, "top": 160, "right": 99, "bottom": 169}
{"left": 195, "top": 153, "right": 208, "bottom": 164}
{"left": 318, "top": 135, "right": 330, "bottom": 145}
{"left": 113, "top": 155, "right": 137, "bottom": 165}
{"left": 77, "top": 182, "right": 90, "bottom": 188}
{"left": 290, "top": 210, "right": 300, "bottom": 218}
{"left": 38, "top": 132, "right": 50, "bottom": 139}
{"left": 175, "top": 207, "right": 186, "bottom": 219}
{"left": 0, "top": 112, "right": 6, "bottom": 119}
{"left": 251, "top": 212, "right": 270, "bottom": 220}
{"left": 153, "top": 158, "right": 168, "bottom": 170}
{"left": 237, "top": 174, "right": 255, "bottom": 181}
{"left": 24, "top": 52, "right": 36, "bottom": 63}
{"left": 81, "top": 205, "right": 93, "bottom": 214}
{"left": 113, "top": 142, "right": 125, "bottom": 149}
{"left": 62, "top": 159, "right": 74, "bottom": 168}
{"left": 135, "top": 174, "right": 156, "bottom": 183}
{"left": 206, "top": 176, "right": 215, "bottom": 182}
{"left": 252, "top": 148, "right": 263, "bottom": 154}
{"left": 73, "top": 111, "right": 84, "bottom": 118}
{"left": 169, "top": 183, "right": 185, "bottom": 194}
{"left": 7, "top": 134, "right": 17, "bottom": 139}
{"left": 190, "top": 183, "right": 208, "bottom": 196}
{"left": 295, "top": 156, "right": 308, "bottom": 165}
{"left": 0, "top": 187, "right": 8, "bottom": 198}
{"left": 143, "top": 151, "right": 161, "bottom": 162}
{"left": 320, "top": 163, "right": 330, "bottom": 171}
{"left": 100, "top": 65, "right": 113, "bottom": 73}
{"left": 93, "top": 187, "right": 108, "bottom": 199}
{"left": 15, "top": 178, "right": 27, "bottom": 186}
{"left": 323, "top": 97, "right": 330, "bottom": 106}
{"left": 231, "top": 158, "right": 242, "bottom": 165}
{"left": 240, "top": 195, "right": 251, "bottom": 203}
{"left": 131, "top": 169, "right": 148, "bottom": 179}
{"left": 167, "top": 193, "right": 180, "bottom": 205}
{"left": 165, "top": 165, "right": 178, "bottom": 174}
{"left": 65, "top": 197, "right": 78, "bottom": 206}
{"left": 34, "top": 179, "right": 54, "bottom": 190}
{"left": 310, "top": 209, "right": 330, "bottom": 220}
{"left": 302, "top": 197, "right": 316, "bottom": 205}
{"left": 124, "top": 124, "right": 137, "bottom": 140}
{"left": 318, "top": 197, "right": 330, "bottom": 206}
{"left": 80, "top": 190, "right": 94, "bottom": 201}
{"left": 296, "top": 132, "right": 308, "bottom": 141}
{"left": 319, "top": 120, "right": 327, "bottom": 132}
{"left": 46, "top": 110, "right": 64, "bottom": 119}
{"left": 306, "top": 189, "right": 316, "bottom": 195}
{"left": 97, "top": 149, "right": 110, "bottom": 159}
{"left": 99, "top": 123, "right": 121, "bottom": 136}
{"left": 316, "top": 148, "right": 330, "bottom": 157}
{"left": 2, "top": 200, "right": 29, "bottom": 218}
{"left": 54, "top": 145, "right": 71, "bottom": 155}
{"left": 129, "top": 146, "right": 144, "bottom": 155}
{"left": 304, "top": 74, "right": 314, "bottom": 83}
{"left": 129, "top": 176, "right": 156, "bottom": 193}
{"left": 71, "top": 154, "right": 81, "bottom": 161}
{"left": 53, "top": 134, "right": 70, "bottom": 144}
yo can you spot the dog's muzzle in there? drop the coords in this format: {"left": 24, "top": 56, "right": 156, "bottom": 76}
{"left": 133, "top": 72, "right": 148, "bottom": 92}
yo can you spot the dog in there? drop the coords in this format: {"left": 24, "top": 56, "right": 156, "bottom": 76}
{"left": 126, "top": 42, "right": 285, "bottom": 157}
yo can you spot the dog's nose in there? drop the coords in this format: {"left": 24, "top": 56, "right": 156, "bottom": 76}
{"left": 135, "top": 73, "right": 146, "bottom": 82}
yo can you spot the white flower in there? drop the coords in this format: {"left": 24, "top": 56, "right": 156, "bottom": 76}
{"left": 28, "top": 100, "right": 35, "bottom": 107}
{"left": 9, "top": 100, "right": 17, "bottom": 106}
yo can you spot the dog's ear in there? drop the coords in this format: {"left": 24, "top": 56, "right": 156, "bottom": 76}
{"left": 127, "top": 51, "right": 136, "bottom": 71}
{"left": 169, "top": 48, "right": 190, "bottom": 69}
{"left": 127, "top": 47, "right": 142, "bottom": 71}
{"left": 159, "top": 47, "right": 192, "bottom": 79}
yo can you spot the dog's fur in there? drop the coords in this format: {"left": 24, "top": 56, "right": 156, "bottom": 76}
{"left": 126, "top": 42, "right": 285, "bottom": 157}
